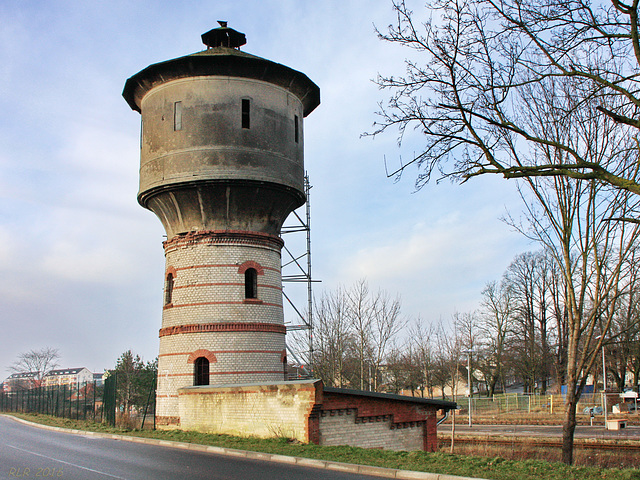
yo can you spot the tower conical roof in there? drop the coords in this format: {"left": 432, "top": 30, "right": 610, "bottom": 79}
{"left": 123, "top": 24, "right": 319, "bottom": 116}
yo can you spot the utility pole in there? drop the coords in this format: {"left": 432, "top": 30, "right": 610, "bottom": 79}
{"left": 603, "top": 342, "right": 608, "bottom": 426}
{"left": 464, "top": 349, "right": 475, "bottom": 427}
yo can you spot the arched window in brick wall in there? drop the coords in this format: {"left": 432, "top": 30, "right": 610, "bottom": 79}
{"left": 194, "top": 357, "right": 209, "bottom": 386}
{"left": 245, "top": 268, "right": 258, "bottom": 299}
{"left": 282, "top": 350, "right": 288, "bottom": 380}
{"left": 165, "top": 273, "right": 174, "bottom": 305}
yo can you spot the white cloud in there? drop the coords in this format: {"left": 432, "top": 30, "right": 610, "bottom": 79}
{"left": 41, "top": 241, "right": 130, "bottom": 284}
{"left": 0, "top": 0, "right": 536, "bottom": 374}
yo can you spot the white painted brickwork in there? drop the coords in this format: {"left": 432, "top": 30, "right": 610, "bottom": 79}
{"left": 156, "top": 234, "right": 287, "bottom": 421}
{"left": 178, "top": 381, "right": 319, "bottom": 442}
{"left": 319, "top": 411, "right": 424, "bottom": 451}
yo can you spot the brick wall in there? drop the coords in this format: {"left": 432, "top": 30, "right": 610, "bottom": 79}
{"left": 319, "top": 410, "right": 425, "bottom": 451}
{"left": 319, "top": 389, "right": 441, "bottom": 452}
{"left": 177, "top": 380, "right": 321, "bottom": 442}
{"left": 175, "top": 380, "right": 451, "bottom": 451}
{"left": 157, "top": 230, "right": 287, "bottom": 424}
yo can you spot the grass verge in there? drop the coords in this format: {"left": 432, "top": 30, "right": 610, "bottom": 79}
{"left": 5, "top": 413, "right": 640, "bottom": 480}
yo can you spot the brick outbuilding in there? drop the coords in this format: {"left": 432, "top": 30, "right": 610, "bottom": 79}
{"left": 178, "top": 379, "right": 456, "bottom": 452}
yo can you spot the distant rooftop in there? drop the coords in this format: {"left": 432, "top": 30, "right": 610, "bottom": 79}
{"left": 8, "top": 372, "right": 38, "bottom": 379}
{"left": 45, "top": 367, "right": 89, "bottom": 377}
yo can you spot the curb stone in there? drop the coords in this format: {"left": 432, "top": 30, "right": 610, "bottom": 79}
{"left": 3, "top": 415, "right": 487, "bottom": 480}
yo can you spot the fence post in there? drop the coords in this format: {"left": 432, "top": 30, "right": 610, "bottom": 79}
{"left": 141, "top": 377, "right": 156, "bottom": 430}
{"left": 103, "top": 372, "right": 117, "bottom": 427}
{"left": 76, "top": 379, "right": 79, "bottom": 420}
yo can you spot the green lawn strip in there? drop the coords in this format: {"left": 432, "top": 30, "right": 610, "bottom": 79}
{"left": 7, "top": 414, "right": 640, "bottom": 480}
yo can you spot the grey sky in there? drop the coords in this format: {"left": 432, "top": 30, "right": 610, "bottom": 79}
{"left": 0, "top": 0, "right": 531, "bottom": 376}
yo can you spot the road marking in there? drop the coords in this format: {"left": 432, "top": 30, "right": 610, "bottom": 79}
{"left": 6, "top": 444, "right": 129, "bottom": 479}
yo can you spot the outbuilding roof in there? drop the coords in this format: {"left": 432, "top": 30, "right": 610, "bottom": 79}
{"left": 323, "top": 386, "right": 458, "bottom": 410}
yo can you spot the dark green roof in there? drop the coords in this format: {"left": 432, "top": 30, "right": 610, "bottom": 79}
{"left": 123, "top": 46, "right": 320, "bottom": 116}
{"left": 323, "top": 386, "right": 458, "bottom": 410}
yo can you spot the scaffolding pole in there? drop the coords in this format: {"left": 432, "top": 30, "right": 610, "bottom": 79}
{"left": 281, "top": 173, "right": 315, "bottom": 377}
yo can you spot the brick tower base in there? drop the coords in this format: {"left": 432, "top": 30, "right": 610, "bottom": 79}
{"left": 155, "top": 231, "right": 287, "bottom": 426}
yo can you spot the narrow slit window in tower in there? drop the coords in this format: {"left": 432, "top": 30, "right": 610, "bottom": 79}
{"left": 165, "top": 273, "right": 174, "bottom": 305}
{"left": 294, "top": 115, "right": 299, "bottom": 143}
{"left": 245, "top": 268, "right": 258, "bottom": 299}
{"left": 174, "top": 101, "right": 183, "bottom": 131}
{"left": 194, "top": 357, "right": 209, "bottom": 386}
{"left": 242, "top": 99, "right": 250, "bottom": 129}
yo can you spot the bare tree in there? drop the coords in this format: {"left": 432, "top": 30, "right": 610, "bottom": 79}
{"left": 347, "top": 279, "right": 376, "bottom": 390}
{"left": 504, "top": 252, "right": 545, "bottom": 394}
{"left": 546, "top": 251, "right": 570, "bottom": 391}
{"left": 453, "top": 311, "right": 480, "bottom": 396}
{"left": 434, "top": 320, "right": 464, "bottom": 401}
{"left": 607, "top": 246, "right": 640, "bottom": 392}
{"left": 312, "top": 287, "right": 353, "bottom": 387}
{"left": 370, "top": 290, "right": 406, "bottom": 391}
{"left": 10, "top": 347, "right": 60, "bottom": 387}
{"left": 373, "top": 0, "right": 640, "bottom": 461}
{"left": 512, "top": 168, "right": 640, "bottom": 463}
{"left": 383, "top": 343, "right": 410, "bottom": 394}
{"left": 371, "top": 0, "right": 640, "bottom": 203}
{"left": 408, "top": 318, "right": 437, "bottom": 397}
{"left": 310, "top": 280, "right": 406, "bottom": 391}
{"left": 478, "top": 281, "right": 514, "bottom": 396}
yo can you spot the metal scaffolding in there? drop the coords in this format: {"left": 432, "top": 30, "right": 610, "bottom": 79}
{"left": 281, "top": 173, "right": 315, "bottom": 378}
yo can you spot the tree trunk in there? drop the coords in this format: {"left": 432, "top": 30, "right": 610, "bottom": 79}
{"left": 561, "top": 390, "right": 578, "bottom": 465}
{"left": 488, "top": 378, "right": 497, "bottom": 397}
{"left": 450, "top": 408, "right": 456, "bottom": 454}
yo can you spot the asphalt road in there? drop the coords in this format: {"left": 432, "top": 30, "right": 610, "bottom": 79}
{"left": 0, "top": 417, "right": 383, "bottom": 480}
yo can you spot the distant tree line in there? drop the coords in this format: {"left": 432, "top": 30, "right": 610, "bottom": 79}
{"left": 309, "top": 253, "right": 640, "bottom": 399}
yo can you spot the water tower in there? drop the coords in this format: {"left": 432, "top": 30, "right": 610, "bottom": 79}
{"left": 123, "top": 22, "right": 319, "bottom": 426}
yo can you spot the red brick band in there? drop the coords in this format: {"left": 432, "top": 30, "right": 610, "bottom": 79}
{"left": 173, "top": 282, "right": 281, "bottom": 291}
{"left": 163, "top": 300, "right": 281, "bottom": 310}
{"left": 163, "top": 370, "right": 285, "bottom": 377}
{"left": 159, "top": 322, "right": 287, "bottom": 337}
{"left": 159, "top": 349, "right": 284, "bottom": 358}
{"left": 178, "top": 386, "right": 318, "bottom": 395}
{"left": 164, "top": 230, "right": 284, "bottom": 253}
{"left": 173, "top": 264, "right": 279, "bottom": 273}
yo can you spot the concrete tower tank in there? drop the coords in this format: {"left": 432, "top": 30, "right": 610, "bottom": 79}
{"left": 123, "top": 22, "right": 320, "bottom": 427}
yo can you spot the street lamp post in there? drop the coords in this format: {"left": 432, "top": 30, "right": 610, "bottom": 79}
{"left": 596, "top": 334, "right": 608, "bottom": 427}
{"left": 602, "top": 342, "right": 608, "bottom": 426}
{"left": 464, "top": 350, "right": 475, "bottom": 428}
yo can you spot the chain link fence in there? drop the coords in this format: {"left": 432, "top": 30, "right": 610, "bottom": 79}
{"left": 0, "top": 380, "right": 108, "bottom": 422}
{"left": 457, "top": 392, "right": 635, "bottom": 416}
{"left": 0, "top": 373, "right": 156, "bottom": 429}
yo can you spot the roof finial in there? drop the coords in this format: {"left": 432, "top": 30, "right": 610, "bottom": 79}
{"left": 202, "top": 22, "right": 246, "bottom": 49}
